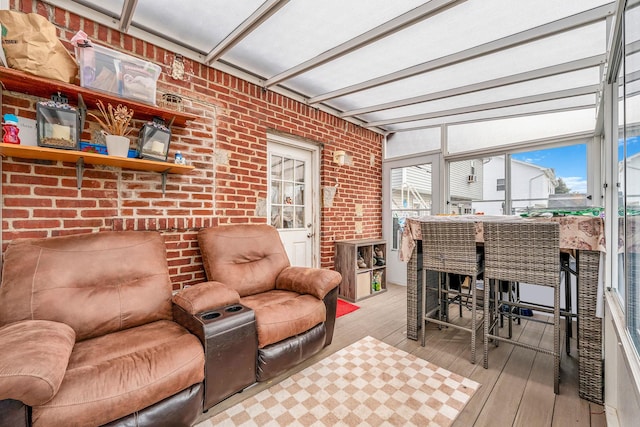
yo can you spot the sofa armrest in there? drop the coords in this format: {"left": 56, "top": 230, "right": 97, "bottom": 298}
{"left": 172, "top": 281, "right": 240, "bottom": 315}
{"left": 276, "top": 267, "right": 342, "bottom": 300}
{"left": 0, "top": 320, "right": 75, "bottom": 406}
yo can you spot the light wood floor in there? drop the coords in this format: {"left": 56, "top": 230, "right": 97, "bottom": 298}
{"left": 197, "top": 283, "right": 607, "bottom": 426}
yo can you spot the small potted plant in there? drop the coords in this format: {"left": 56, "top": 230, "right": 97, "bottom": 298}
{"left": 88, "top": 100, "right": 134, "bottom": 157}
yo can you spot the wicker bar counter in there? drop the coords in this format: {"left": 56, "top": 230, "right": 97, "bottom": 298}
{"left": 402, "top": 214, "right": 605, "bottom": 404}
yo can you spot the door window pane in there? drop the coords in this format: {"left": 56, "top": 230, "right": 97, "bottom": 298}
{"left": 390, "top": 164, "right": 432, "bottom": 250}
{"left": 270, "top": 153, "right": 307, "bottom": 230}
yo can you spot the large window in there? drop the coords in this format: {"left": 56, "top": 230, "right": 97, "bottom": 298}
{"left": 511, "top": 145, "right": 589, "bottom": 214}
{"left": 448, "top": 144, "right": 589, "bottom": 215}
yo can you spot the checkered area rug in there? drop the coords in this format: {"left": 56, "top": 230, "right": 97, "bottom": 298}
{"left": 196, "top": 336, "right": 480, "bottom": 427}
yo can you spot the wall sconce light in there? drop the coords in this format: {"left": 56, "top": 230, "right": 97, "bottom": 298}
{"left": 333, "top": 150, "right": 346, "bottom": 166}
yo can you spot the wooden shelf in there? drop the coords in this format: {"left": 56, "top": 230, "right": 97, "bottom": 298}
{"left": 0, "top": 143, "right": 194, "bottom": 192}
{"left": 0, "top": 67, "right": 197, "bottom": 126}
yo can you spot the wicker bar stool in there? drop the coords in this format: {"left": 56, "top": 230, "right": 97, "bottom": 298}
{"left": 421, "top": 220, "right": 484, "bottom": 364}
{"left": 482, "top": 220, "right": 561, "bottom": 394}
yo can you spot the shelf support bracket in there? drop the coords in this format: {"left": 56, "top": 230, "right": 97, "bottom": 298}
{"left": 161, "top": 168, "right": 170, "bottom": 194}
{"left": 76, "top": 157, "right": 85, "bottom": 189}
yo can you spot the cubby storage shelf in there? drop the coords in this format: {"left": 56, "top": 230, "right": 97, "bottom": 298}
{"left": 334, "top": 238, "right": 387, "bottom": 302}
{"left": 0, "top": 67, "right": 197, "bottom": 126}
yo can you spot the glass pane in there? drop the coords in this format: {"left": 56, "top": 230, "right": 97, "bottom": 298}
{"left": 618, "top": 62, "right": 627, "bottom": 303}
{"left": 291, "top": 6, "right": 606, "bottom": 98}
{"left": 388, "top": 95, "right": 596, "bottom": 132}
{"left": 385, "top": 127, "right": 441, "bottom": 159}
{"left": 270, "top": 181, "right": 282, "bottom": 204}
{"left": 224, "top": 0, "right": 426, "bottom": 77}
{"left": 625, "top": 0, "right": 640, "bottom": 349}
{"left": 449, "top": 156, "right": 505, "bottom": 215}
{"left": 510, "top": 145, "right": 589, "bottom": 215}
{"left": 294, "top": 184, "right": 304, "bottom": 205}
{"left": 131, "top": 0, "right": 264, "bottom": 52}
{"left": 295, "top": 207, "right": 304, "bottom": 228}
{"left": 448, "top": 109, "right": 596, "bottom": 154}
{"left": 284, "top": 183, "right": 294, "bottom": 205}
{"left": 294, "top": 160, "right": 305, "bottom": 183}
{"left": 282, "top": 206, "right": 294, "bottom": 229}
{"left": 283, "top": 158, "right": 294, "bottom": 181}
{"left": 271, "top": 156, "right": 282, "bottom": 179}
{"left": 271, "top": 155, "right": 282, "bottom": 178}
{"left": 390, "top": 164, "right": 432, "bottom": 250}
{"left": 359, "top": 68, "right": 600, "bottom": 124}
{"left": 271, "top": 205, "right": 282, "bottom": 228}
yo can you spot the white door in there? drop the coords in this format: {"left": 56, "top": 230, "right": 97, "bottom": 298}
{"left": 382, "top": 154, "right": 441, "bottom": 285}
{"left": 267, "top": 138, "right": 319, "bottom": 267}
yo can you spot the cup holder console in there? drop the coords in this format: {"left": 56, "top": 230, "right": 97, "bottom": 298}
{"left": 201, "top": 311, "right": 221, "bottom": 320}
{"left": 198, "top": 304, "right": 250, "bottom": 323}
{"left": 193, "top": 303, "right": 257, "bottom": 410}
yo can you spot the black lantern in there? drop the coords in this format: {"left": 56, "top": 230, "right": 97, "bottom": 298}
{"left": 36, "top": 94, "right": 80, "bottom": 150}
{"left": 138, "top": 118, "right": 171, "bottom": 161}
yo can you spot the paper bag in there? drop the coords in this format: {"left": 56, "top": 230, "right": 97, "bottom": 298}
{"left": 0, "top": 10, "right": 78, "bottom": 83}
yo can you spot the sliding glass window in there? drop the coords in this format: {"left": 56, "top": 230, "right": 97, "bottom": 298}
{"left": 623, "top": 0, "right": 640, "bottom": 350}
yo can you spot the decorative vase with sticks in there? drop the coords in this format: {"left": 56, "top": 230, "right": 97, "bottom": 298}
{"left": 88, "top": 100, "right": 134, "bottom": 157}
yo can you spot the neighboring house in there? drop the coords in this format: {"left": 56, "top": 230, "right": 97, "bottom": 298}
{"left": 472, "top": 156, "right": 558, "bottom": 214}
{"left": 390, "top": 165, "right": 433, "bottom": 211}
{"left": 450, "top": 159, "right": 483, "bottom": 214}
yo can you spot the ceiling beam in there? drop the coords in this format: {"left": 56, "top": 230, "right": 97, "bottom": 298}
{"left": 205, "top": 0, "right": 290, "bottom": 65}
{"left": 309, "top": 3, "right": 615, "bottom": 105}
{"left": 264, "top": 0, "right": 466, "bottom": 88}
{"left": 341, "top": 54, "right": 605, "bottom": 118}
{"left": 119, "top": 0, "right": 137, "bottom": 32}
{"left": 364, "top": 85, "right": 600, "bottom": 128}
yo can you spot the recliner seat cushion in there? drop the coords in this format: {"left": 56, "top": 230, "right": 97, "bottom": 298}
{"left": 31, "top": 320, "right": 204, "bottom": 427}
{"left": 240, "top": 290, "right": 326, "bottom": 348}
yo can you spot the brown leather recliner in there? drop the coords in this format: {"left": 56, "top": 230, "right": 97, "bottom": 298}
{"left": 0, "top": 232, "right": 205, "bottom": 427}
{"left": 173, "top": 223, "right": 341, "bottom": 408}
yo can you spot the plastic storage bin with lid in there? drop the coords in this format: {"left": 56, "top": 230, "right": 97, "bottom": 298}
{"left": 76, "top": 43, "right": 161, "bottom": 105}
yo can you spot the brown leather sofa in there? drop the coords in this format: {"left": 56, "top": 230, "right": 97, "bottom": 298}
{"left": 0, "top": 231, "right": 205, "bottom": 427}
{"left": 173, "top": 224, "right": 341, "bottom": 410}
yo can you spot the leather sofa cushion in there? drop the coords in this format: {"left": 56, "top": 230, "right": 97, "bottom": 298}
{"left": 0, "top": 232, "right": 173, "bottom": 341}
{"left": 198, "top": 224, "right": 290, "bottom": 297}
{"left": 241, "top": 290, "right": 326, "bottom": 348}
{"left": 0, "top": 320, "right": 75, "bottom": 406}
{"left": 31, "top": 320, "right": 204, "bottom": 427}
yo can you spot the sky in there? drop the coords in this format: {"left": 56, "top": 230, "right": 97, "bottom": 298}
{"left": 511, "top": 144, "right": 589, "bottom": 194}
{"left": 511, "top": 136, "right": 640, "bottom": 195}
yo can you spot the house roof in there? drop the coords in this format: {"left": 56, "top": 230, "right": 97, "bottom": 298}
{"left": 51, "top": 0, "right": 615, "bottom": 141}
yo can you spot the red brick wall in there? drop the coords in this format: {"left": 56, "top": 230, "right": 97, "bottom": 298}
{"left": 1, "top": 1, "right": 383, "bottom": 288}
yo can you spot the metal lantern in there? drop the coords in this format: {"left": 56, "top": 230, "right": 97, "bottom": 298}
{"left": 138, "top": 118, "right": 171, "bottom": 161}
{"left": 36, "top": 95, "right": 80, "bottom": 150}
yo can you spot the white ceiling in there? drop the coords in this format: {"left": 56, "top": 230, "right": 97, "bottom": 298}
{"left": 48, "top": 0, "right": 615, "bottom": 138}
